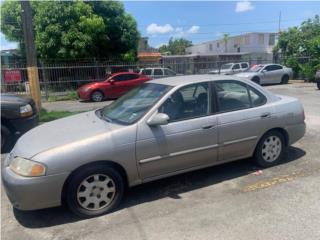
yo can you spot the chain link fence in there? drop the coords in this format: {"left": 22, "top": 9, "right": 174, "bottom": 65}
{"left": 0, "top": 56, "right": 312, "bottom": 101}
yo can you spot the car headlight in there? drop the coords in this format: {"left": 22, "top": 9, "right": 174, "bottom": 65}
{"left": 9, "top": 157, "right": 46, "bottom": 177}
{"left": 20, "top": 104, "right": 33, "bottom": 117}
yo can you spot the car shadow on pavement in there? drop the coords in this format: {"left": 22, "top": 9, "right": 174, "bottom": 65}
{"left": 13, "top": 146, "right": 305, "bottom": 228}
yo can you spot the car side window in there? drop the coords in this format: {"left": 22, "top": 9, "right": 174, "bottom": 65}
{"left": 232, "top": 64, "right": 240, "bottom": 70}
{"left": 113, "top": 74, "right": 128, "bottom": 81}
{"left": 164, "top": 69, "right": 176, "bottom": 76}
{"left": 126, "top": 74, "right": 139, "bottom": 80}
{"left": 241, "top": 63, "right": 249, "bottom": 69}
{"left": 265, "top": 65, "right": 282, "bottom": 72}
{"left": 154, "top": 69, "right": 163, "bottom": 76}
{"left": 248, "top": 86, "right": 267, "bottom": 107}
{"left": 159, "top": 83, "right": 209, "bottom": 122}
{"left": 215, "top": 81, "right": 251, "bottom": 112}
{"left": 142, "top": 69, "right": 152, "bottom": 75}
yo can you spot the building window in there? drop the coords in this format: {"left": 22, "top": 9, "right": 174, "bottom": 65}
{"left": 209, "top": 44, "right": 213, "bottom": 51}
{"left": 269, "top": 34, "right": 275, "bottom": 46}
{"left": 258, "top": 34, "right": 264, "bottom": 44}
{"left": 217, "top": 42, "right": 220, "bottom": 48}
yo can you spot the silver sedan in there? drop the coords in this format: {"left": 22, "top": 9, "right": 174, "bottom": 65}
{"left": 2, "top": 75, "right": 305, "bottom": 217}
{"left": 235, "top": 64, "right": 293, "bottom": 85}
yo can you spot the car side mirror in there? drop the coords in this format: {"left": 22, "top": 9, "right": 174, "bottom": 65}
{"left": 147, "top": 113, "right": 169, "bottom": 126}
{"left": 262, "top": 69, "right": 267, "bottom": 73}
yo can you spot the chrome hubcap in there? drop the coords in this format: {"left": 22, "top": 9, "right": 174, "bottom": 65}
{"left": 262, "top": 136, "right": 282, "bottom": 162}
{"left": 92, "top": 92, "right": 103, "bottom": 101}
{"left": 77, "top": 174, "right": 116, "bottom": 211}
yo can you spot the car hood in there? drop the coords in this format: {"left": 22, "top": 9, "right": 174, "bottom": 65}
{"left": 13, "top": 111, "right": 117, "bottom": 159}
{"left": 79, "top": 81, "right": 108, "bottom": 89}
{"left": 1, "top": 93, "right": 32, "bottom": 106}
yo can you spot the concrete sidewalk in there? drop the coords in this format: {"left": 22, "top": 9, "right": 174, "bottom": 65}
{"left": 42, "top": 100, "right": 112, "bottom": 112}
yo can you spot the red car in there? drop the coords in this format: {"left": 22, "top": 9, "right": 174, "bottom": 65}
{"left": 77, "top": 72, "right": 151, "bottom": 102}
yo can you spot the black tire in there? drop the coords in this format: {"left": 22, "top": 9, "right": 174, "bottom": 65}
{"left": 1, "top": 125, "right": 13, "bottom": 153}
{"left": 317, "top": 82, "right": 320, "bottom": 90}
{"left": 281, "top": 75, "right": 289, "bottom": 84}
{"left": 252, "top": 76, "right": 260, "bottom": 85}
{"left": 91, "top": 91, "right": 104, "bottom": 102}
{"left": 66, "top": 164, "right": 124, "bottom": 218}
{"left": 254, "top": 130, "right": 285, "bottom": 168}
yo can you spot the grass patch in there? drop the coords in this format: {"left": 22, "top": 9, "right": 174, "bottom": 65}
{"left": 39, "top": 109, "right": 82, "bottom": 122}
{"left": 47, "top": 90, "right": 78, "bottom": 102}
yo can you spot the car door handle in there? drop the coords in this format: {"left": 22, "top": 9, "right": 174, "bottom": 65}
{"left": 260, "top": 112, "right": 271, "bottom": 118}
{"left": 202, "top": 125, "right": 215, "bottom": 129}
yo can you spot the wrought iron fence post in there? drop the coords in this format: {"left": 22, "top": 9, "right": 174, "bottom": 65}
{"left": 40, "top": 61, "right": 49, "bottom": 101}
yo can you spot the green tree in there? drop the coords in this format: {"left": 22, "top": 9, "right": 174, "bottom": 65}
{"left": 1, "top": 0, "right": 139, "bottom": 60}
{"left": 159, "top": 38, "right": 192, "bottom": 55}
{"left": 222, "top": 33, "right": 229, "bottom": 52}
{"left": 274, "top": 15, "right": 320, "bottom": 80}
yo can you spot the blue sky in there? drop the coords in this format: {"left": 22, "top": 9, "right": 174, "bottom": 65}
{"left": 1, "top": 1, "right": 319, "bottom": 50}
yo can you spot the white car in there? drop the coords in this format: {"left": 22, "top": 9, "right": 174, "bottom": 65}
{"left": 139, "top": 68, "right": 177, "bottom": 79}
{"left": 235, "top": 64, "right": 293, "bottom": 85}
{"left": 209, "top": 62, "right": 249, "bottom": 75}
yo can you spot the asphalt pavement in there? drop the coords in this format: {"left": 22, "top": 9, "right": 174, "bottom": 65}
{"left": 1, "top": 82, "right": 320, "bottom": 240}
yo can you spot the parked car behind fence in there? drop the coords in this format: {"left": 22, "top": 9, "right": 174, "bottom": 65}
{"left": 235, "top": 64, "right": 293, "bottom": 85}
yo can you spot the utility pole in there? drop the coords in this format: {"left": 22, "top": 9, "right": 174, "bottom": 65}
{"left": 278, "top": 11, "right": 282, "bottom": 33}
{"left": 21, "top": 1, "right": 41, "bottom": 111}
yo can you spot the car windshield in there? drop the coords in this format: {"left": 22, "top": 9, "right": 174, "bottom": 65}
{"left": 220, "top": 63, "right": 233, "bottom": 70}
{"left": 248, "top": 65, "right": 264, "bottom": 72}
{"left": 101, "top": 83, "right": 171, "bottom": 125}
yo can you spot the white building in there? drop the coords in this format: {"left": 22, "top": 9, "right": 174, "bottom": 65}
{"left": 186, "top": 32, "right": 277, "bottom": 62}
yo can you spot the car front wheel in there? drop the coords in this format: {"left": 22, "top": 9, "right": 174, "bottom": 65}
{"left": 91, "top": 91, "right": 104, "bottom": 102}
{"left": 252, "top": 76, "right": 260, "bottom": 85}
{"left": 317, "top": 82, "right": 320, "bottom": 90}
{"left": 254, "top": 130, "right": 285, "bottom": 167}
{"left": 66, "top": 164, "right": 124, "bottom": 218}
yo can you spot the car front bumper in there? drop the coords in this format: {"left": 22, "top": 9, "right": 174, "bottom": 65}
{"left": 1, "top": 166, "right": 70, "bottom": 210}
{"left": 10, "top": 113, "right": 38, "bottom": 136}
{"left": 77, "top": 89, "right": 91, "bottom": 101}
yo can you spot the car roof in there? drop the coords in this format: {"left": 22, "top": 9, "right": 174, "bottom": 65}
{"left": 149, "top": 74, "right": 251, "bottom": 86}
{"left": 112, "top": 72, "right": 138, "bottom": 76}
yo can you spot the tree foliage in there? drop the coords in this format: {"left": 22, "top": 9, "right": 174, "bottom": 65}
{"left": 1, "top": 0, "right": 139, "bottom": 60}
{"left": 274, "top": 15, "right": 320, "bottom": 80}
{"left": 159, "top": 38, "right": 192, "bottom": 55}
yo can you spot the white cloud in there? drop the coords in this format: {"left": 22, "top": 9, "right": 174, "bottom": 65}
{"left": 235, "top": 1, "right": 254, "bottom": 13}
{"left": 175, "top": 27, "right": 183, "bottom": 33}
{"left": 187, "top": 25, "right": 200, "bottom": 34}
{"left": 146, "top": 23, "right": 174, "bottom": 34}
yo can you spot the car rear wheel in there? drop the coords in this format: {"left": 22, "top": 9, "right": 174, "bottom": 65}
{"left": 91, "top": 91, "right": 104, "bottom": 102}
{"left": 281, "top": 75, "right": 289, "bottom": 84}
{"left": 252, "top": 76, "right": 260, "bottom": 85}
{"left": 1, "top": 125, "right": 12, "bottom": 153}
{"left": 254, "top": 130, "right": 285, "bottom": 167}
{"left": 66, "top": 164, "right": 124, "bottom": 218}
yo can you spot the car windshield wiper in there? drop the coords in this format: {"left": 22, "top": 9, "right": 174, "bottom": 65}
{"left": 98, "top": 109, "right": 113, "bottom": 123}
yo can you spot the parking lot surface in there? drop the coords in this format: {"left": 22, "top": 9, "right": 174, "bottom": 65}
{"left": 1, "top": 82, "right": 320, "bottom": 240}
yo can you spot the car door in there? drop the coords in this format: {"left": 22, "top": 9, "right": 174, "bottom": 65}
{"left": 262, "top": 65, "right": 283, "bottom": 84}
{"left": 153, "top": 68, "right": 164, "bottom": 78}
{"left": 231, "top": 63, "right": 241, "bottom": 74}
{"left": 107, "top": 74, "right": 134, "bottom": 97}
{"left": 214, "top": 80, "right": 275, "bottom": 162}
{"left": 136, "top": 82, "right": 219, "bottom": 179}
